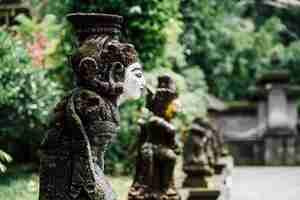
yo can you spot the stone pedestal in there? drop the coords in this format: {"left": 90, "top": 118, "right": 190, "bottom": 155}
{"left": 295, "top": 136, "right": 300, "bottom": 164}
{"left": 187, "top": 189, "right": 220, "bottom": 200}
{"left": 284, "top": 137, "right": 296, "bottom": 165}
{"left": 215, "top": 156, "right": 234, "bottom": 176}
{"left": 213, "top": 156, "right": 233, "bottom": 200}
{"left": 264, "top": 137, "right": 281, "bottom": 165}
{"left": 214, "top": 163, "right": 226, "bottom": 175}
{"left": 183, "top": 166, "right": 214, "bottom": 188}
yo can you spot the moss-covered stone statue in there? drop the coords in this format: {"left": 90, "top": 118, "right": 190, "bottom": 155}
{"left": 128, "top": 75, "right": 182, "bottom": 200}
{"left": 183, "top": 118, "right": 216, "bottom": 188}
{"left": 39, "top": 13, "right": 145, "bottom": 200}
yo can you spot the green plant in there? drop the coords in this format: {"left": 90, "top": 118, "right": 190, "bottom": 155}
{"left": 0, "top": 31, "right": 62, "bottom": 161}
{"left": 0, "top": 150, "right": 12, "bottom": 173}
{"left": 41, "top": 0, "right": 181, "bottom": 71}
{"left": 11, "top": 14, "right": 69, "bottom": 69}
{"left": 180, "top": 0, "right": 300, "bottom": 100}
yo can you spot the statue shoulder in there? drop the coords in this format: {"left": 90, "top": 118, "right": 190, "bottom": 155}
{"left": 72, "top": 88, "right": 107, "bottom": 115}
{"left": 149, "top": 116, "right": 175, "bottom": 132}
{"left": 149, "top": 116, "right": 163, "bottom": 123}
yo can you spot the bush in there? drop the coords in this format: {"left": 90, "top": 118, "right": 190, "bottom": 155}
{"left": 11, "top": 13, "right": 74, "bottom": 89}
{"left": 180, "top": 0, "right": 300, "bottom": 100}
{"left": 0, "top": 31, "right": 62, "bottom": 161}
{"left": 41, "top": 0, "right": 181, "bottom": 71}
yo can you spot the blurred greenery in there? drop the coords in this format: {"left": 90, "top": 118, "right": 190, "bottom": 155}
{"left": 0, "top": 31, "right": 62, "bottom": 162}
{"left": 180, "top": 0, "right": 300, "bottom": 100}
{"left": 41, "top": 0, "right": 182, "bottom": 70}
{"left": 0, "top": 165, "right": 39, "bottom": 200}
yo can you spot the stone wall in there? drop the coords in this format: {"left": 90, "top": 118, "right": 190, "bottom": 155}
{"left": 210, "top": 102, "right": 300, "bottom": 166}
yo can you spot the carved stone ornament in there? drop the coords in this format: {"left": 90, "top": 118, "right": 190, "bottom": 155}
{"left": 39, "top": 13, "right": 145, "bottom": 200}
{"left": 128, "top": 75, "right": 181, "bottom": 200}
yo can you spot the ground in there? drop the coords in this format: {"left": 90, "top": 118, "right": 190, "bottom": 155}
{"left": 0, "top": 165, "right": 132, "bottom": 200}
{"left": 231, "top": 167, "right": 300, "bottom": 200}
{"left": 1, "top": 165, "right": 300, "bottom": 200}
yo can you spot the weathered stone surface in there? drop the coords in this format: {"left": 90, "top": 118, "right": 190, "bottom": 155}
{"left": 39, "top": 13, "right": 145, "bottom": 200}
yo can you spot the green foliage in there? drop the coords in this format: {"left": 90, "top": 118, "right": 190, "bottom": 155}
{"left": 0, "top": 150, "right": 12, "bottom": 173}
{"left": 42, "top": 0, "right": 181, "bottom": 71}
{"left": 105, "top": 100, "right": 144, "bottom": 175}
{"left": 0, "top": 165, "right": 38, "bottom": 200}
{"left": 0, "top": 31, "right": 62, "bottom": 160}
{"left": 180, "top": 0, "right": 300, "bottom": 100}
{"left": 11, "top": 14, "right": 71, "bottom": 71}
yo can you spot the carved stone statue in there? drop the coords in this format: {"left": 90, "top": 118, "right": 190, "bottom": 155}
{"left": 128, "top": 75, "right": 181, "bottom": 200}
{"left": 183, "top": 118, "right": 215, "bottom": 188}
{"left": 39, "top": 13, "right": 145, "bottom": 200}
{"left": 209, "top": 122, "right": 229, "bottom": 174}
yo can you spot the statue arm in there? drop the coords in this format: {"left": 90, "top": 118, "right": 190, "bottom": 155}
{"left": 129, "top": 119, "right": 147, "bottom": 155}
{"left": 150, "top": 116, "right": 181, "bottom": 154}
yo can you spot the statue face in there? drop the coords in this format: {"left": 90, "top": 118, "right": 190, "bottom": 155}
{"left": 165, "top": 98, "right": 182, "bottom": 120}
{"left": 121, "top": 62, "right": 145, "bottom": 101}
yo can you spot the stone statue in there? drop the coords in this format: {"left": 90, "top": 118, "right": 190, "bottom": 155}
{"left": 182, "top": 118, "right": 215, "bottom": 188}
{"left": 209, "top": 123, "right": 229, "bottom": 174}
{"left": 39, "top": 13, "right": 145, "bottom": 200}
{"left": 128, "top": 75, "right": 181, "bottom": 200}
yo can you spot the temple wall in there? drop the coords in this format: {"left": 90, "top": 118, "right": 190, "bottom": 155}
{"left": 210, "top": 102, "right": 300, "bottom": 166}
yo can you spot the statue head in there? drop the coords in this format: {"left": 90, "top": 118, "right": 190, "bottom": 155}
{"left": 67, "top": 13, "right": 145, "bottom": 103}
{"left": 148, "top": 75, "right": 181, "bottom": 120}
{"left": 191, "top": 118, "right": 212, "bottom": 138}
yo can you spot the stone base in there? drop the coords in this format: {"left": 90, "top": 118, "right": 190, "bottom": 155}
{"left": 128, "top": 184, "right": 181, "bottom": 200}
{"left": 187, "top": 189, "right": 220, "bottom": 200}
{"left": 218, "top": 156, "right": 234, "bottom": 175}
{"left": 183, "top": 166, "right": 214, "bottom": 188}
{"left": 183, "top": 175, "right": 213, "bottom": 188}
{"left": 166, "top": 193, "right": 181, "bottom": 200}
{"left": 214, "top": 163, "right": 226, "bottom": 175}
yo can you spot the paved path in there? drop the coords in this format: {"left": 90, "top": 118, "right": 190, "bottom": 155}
{"left": 231, "top": 167, "right": 300, "bottom": 200}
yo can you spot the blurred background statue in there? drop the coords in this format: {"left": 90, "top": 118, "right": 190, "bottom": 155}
{"left": 182, "top": 118, "right": 215, "bottom": 188}
{"left": 128, "top": 75, "right": 182, "bottom": 200}
{"left": 39, "top": 13, "right": 145, "bottom": 200}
